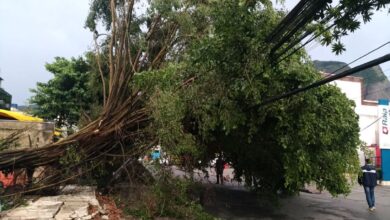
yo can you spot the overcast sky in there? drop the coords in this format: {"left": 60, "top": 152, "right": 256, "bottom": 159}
{"left": 0, "top": 0, "right": 92, "bottom": 105}
{"left": 0, "top": 0, "right": 389, "bottom": 105}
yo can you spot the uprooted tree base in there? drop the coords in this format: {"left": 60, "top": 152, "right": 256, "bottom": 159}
{"left": 0, "top": 2, "right": 194, "bottom": 218}
{"left": 0, "top": 0, "right": 164, "bottom": 195}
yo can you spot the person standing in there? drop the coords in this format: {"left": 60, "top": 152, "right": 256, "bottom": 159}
{"left": 358, "top": 158, "right": 378, "bottom": 211}
{"left": 215, "top": 155, "right": 224, "bottom": 184}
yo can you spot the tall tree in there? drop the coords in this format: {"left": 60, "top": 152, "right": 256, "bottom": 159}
{"left": 147, "top": 0, "right": 362, "bottom": 196}
{"left": 25, "top": 0, "right": 390, "bottom": 197}
{"left": 30, "top": 57, "right": 92, "bottom": 128}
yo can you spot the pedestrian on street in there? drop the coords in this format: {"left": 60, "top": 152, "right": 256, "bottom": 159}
{"left": 215, "top": 155, "right": 224, "bottom": 184}
{"left": 358, "top": 158, "right": 378, "bottom": 211}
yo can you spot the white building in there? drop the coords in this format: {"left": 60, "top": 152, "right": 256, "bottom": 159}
{"left": 329, "top": 74, "right": 379, "bottom": 165}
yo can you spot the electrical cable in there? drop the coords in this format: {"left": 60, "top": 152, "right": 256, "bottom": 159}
{"left": 360, "top": 117, "right": 382, "bottom": 132}
{"left": 275, "top": 15, "right": 337, "bottom": 62}
{"left": 318, "top": 41, "right": 390, "bottom": 102}
{"left": 257, "top": 53, "right": 390, "bottom": 107}
{"left": 311, "top": 39, "right": 390, "bottom": 99}
{"left": 275, "top": 23, "right": 335, "bottom": 65}
{"left": 266, "top": 0, "right": 312, "bottom": 42}
{"left": 270, "top": 0, "right": 328, "bottom": 55}
{"left": 275, "top": 8, "right": 386, "bottom": 66}
{"left": 325, "top": 41, "right": 390, "bottom": 77}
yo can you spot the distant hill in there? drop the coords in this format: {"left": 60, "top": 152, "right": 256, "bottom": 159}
{"left": 16, "top": 104, "right": 38, "bottom": 113}
{"left": 313, "top": 60, "right": 390, "bottom": 101}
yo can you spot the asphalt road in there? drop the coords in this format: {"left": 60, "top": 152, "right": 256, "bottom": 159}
{"left": 279, "top": 185, "right": 390, "bottom": 220}
{"left": 202, "top": 183, "right": 390, "bottom": 220}
{"left": 171, "top": 166, "right": 390, "bottom": 219}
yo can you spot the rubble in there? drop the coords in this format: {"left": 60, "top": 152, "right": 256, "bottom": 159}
{"left": 0, "top": 186, "right": 116, "bottom": 220}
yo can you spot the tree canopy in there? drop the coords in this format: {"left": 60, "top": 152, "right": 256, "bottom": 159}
{"left": 146, "top": 0, "right": 361, "bottom": 195}
{"left": 29, "top": 0, "right": 390, "bottom": 196}
{"left": 30, "top": 57, "right": 93, "bottom": 129}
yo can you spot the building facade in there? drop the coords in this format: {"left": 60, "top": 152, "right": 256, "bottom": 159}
{"left": 328, "top": 75, "right": 379, "bottom": 166}
{"left": 0, "top": 77, "right": 12, "bottom": 110}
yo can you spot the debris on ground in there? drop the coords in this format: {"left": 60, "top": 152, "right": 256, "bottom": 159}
{"left": 94, "top": 192, "right": 123, "bottom": 220}
{"left": 0, "top": 185, "right": 118, "bottom": 220}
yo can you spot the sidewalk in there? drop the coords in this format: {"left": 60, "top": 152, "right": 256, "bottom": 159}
{"left": 0, "top": 186, "right": 109, "bottom": 220}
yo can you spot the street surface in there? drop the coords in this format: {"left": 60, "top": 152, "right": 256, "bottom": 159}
{"left": 279, "top": 185, "right": 390, "bottom": 220}
{"left": 172, "top": 166, "right": 390, "bottom": 219}
{"left": 192, "top": 167, "right": 390, "bottom": 220}
{"left": 2, "top": 166, "right": 389, "bottom": 219}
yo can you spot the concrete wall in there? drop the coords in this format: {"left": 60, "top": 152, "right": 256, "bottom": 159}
{"left": 331, "top": 77, "right": 379, "bottom": 146}
{"left": 358, "top": 105, "right": 379, "bottom": 146}
{"left": 331, "top": 76, "right": 379, "bottom": 166}
{"left": 333, "top": 79, "right": 362, "bottom": 106}
{"left": 0, "top": 120, "right": 54, "bottom": 150}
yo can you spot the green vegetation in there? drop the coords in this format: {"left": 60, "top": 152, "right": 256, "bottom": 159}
{"left": 30, "top": 57, "right": 93, "bottom": 129}
{"left": 27, "top": 0, "right": 390, "bottom": 218}
{"left": 116, "top": 172, "right": 213, "bottom": 220}
{"left": 146, "top": 1, "right": 361, "bottom": 196}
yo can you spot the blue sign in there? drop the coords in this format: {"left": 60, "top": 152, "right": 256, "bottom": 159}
{"left": 381, "top": 149, "right": 390, "bottom": 181}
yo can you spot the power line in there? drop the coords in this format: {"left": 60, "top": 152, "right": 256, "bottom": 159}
{"left": 267, "top": 0, "right": 328, "bottom": 55}
{"left": 303, "top": 40, "right": 390, "bottom": 103}
{"left": 325, "top": 41, "right": 390, "bottom": 77}
{"left": 360, "top": 117, "right": 382, "bottom": 132}
{"left": 322, "top": 41, "right": 390, "bottom": 101}
{"left": 306, "top": 40, "right": 321, "bottom": 52}
{"left": 258, "top": 54, "right": 390, "bottom": 107}
{"left": 276, "top": 23, "right": 336, "bottom": 64}
{"left": 326, "top": 72, "right": 389, "bottom": 100}
{"left": 266, "top": 0, "right": 312, "bottom": 42}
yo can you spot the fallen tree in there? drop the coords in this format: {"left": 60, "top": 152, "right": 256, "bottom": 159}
{"left": 1, "top": 0, "right": 389, "bottom": 198}
{"left": 0, "top": 0, "right": 177, "bottom": 192}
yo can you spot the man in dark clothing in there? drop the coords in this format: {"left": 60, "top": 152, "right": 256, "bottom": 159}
{"left": 215, "top": 155, "right": 224, "bottom": 184}
{"left": 358, "top": 158, "right": 377, "bottom": 211}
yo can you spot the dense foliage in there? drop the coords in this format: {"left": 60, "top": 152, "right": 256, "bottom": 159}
{"left": 29, "top": 0, "right": 390, "bottom": 198}
{"left": 147, "top": 0, "right": 361, "bottom": 195}
{"left": 30, "top": 57, "right": 93, "bottom": 128}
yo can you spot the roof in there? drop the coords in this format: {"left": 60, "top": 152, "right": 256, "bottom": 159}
{"left": 0, "top": 109, "right": 43, "bottom": 122}
{"left": 0, "top": 88, "right": 11, "bottom": 97}
{"left": 321, "top": 72, "right": 363, "bottom": 82}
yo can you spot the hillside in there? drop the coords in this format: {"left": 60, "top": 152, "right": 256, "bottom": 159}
{"left": 313, "top": 60, "right": 390, "bottom": 101}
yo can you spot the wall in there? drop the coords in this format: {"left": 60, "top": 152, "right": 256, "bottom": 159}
{"left": 0, "top": 120, "right": 54, "bottom": 150}
{"left": 333, "top": 78, "right": 362, "bottom": 105}
{"left": 331, "top": 76, "right": 379, "bottom": 165}
{"left": 332, "top": 77, "right": 379, "bottom": 146}
{"left": 358, "top": 104, "right": 379, "bottom": 146}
